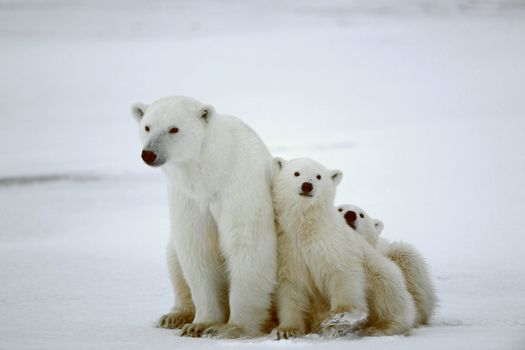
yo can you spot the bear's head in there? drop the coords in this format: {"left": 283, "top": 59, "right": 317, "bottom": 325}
{"left": 336, "top": 204, "right": 384, "bottom": 247}
{"left": 131, "top": 96, "right": 214, "bottom": 167}
{"left": 272, "top": 157, "right": 343, "bottom": 214}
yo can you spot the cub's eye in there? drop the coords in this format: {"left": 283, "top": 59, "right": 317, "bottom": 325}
{"left": 338, "top": 208, "right": 343, "bottom": 212}
{"left": 169, "top": 127, "right": 179, "bottom": 134}
{"left": 316, "top": 174, "right": 322, "bottom": 180}
{"left": 359, "top": 213, "right": 365, "bottom": 218}
{"left": 145, "top": 126, "right": 150, "bottom": 132}
{"left": 294, "top": 172, "right": 300, "bottom": 177}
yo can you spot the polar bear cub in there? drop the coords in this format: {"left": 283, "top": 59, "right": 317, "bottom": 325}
{"left": 337, "top": 204, "right": 437, "bottom": 326}
{"left": 272, "top": 158, "right": 415, "bottom": 338}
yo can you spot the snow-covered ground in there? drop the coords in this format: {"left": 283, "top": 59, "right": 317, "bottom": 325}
{"left": 1, "top": 1, "right": 525, "bottom": 349}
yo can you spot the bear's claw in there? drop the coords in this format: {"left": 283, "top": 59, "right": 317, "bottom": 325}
{"left": 273, "top": 327, "right": 303, "bottom": 340}
{"left": 180, "top": 323, "right": 208, "bottom": 337}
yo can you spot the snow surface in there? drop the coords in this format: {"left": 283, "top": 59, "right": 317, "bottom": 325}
{"left": 1, "top": 1, "right": 525, "bottom": 349}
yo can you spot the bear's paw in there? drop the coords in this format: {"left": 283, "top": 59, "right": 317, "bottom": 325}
{"left": 319, "top": 310, "right": 367, "bottom": 337}
{"left": 202, "top": 323, "right": 244, "bottom": 339}
{"left": 157, "top": 310, "right": 194, "bottom": 329}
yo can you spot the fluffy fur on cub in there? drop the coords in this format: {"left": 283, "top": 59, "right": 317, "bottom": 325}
{"left": 272, "top": 158, "right": 415, "bottom": 339}
{"left": 337, "top": 204, "right": 437, "bottom": 326}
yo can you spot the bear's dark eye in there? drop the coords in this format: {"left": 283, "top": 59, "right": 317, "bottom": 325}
{"left": 294, "top": 172, "right": 300, "bottom": 177}
{"left": 316, "top": 174, "right": 322, "bottom": 180}
{"left": 169, "top": 127, "right": 179, "bottom": 134}
{"left": 145, "top": 126, "right": 150, "bottom": 132}
{"left": 338, "top": 208, "right": 343, "bottom": 212}
{"left": 359, "top": 213, "right": 364, "bottom": 218}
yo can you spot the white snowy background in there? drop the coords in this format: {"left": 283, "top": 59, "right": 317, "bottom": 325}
{"left": 1, "top": 0, "right": 525, "bottom": 349}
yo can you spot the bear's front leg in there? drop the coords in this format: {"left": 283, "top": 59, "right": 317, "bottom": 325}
{"left": 170, "top": 193, "right": 229, "bottom": 337}
{"left": 157, "top": 246, "right": 195, "bottom": 329}
{"left": 272, "top": 279, "right": 307, "bottom": 340}
{"left": 272, "top": 232, "right": 309, "bottom": 340}
{"left": 205, "top": 198, "right": 277, "bottom": 338}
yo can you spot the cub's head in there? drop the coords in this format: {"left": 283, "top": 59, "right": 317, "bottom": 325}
{"left": 336, "top": 204, "right": 384, "bottom": 247}
{"left": 272, "top": 157, "right": 343, "bottom": 212}
{"left": 131, "top": 96, "right": 214, "bottom": 167}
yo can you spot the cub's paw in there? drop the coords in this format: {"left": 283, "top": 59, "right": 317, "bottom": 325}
{"left": 319, "top": 324, "right": 354, "bottom": 338}
{"left": 180, "top": 323, "right": 209, "bottom": 337}
{"left": 320, "top": 311, "right": 367, "bottom": 336}
{"left": 272, "top": 327, "right": 303, "bottom": 340}
{"left": 202, "top": 323, "right": 244, "bottom": 339}
{"left": 157, "top": 310, "right": 194, "bottom": 329}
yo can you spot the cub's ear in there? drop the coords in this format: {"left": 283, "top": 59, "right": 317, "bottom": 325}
{"left": 330, "top": 169, "right": 343, "bottom": 185}
{"left": 131, "top": 103, "right": 148, "bottom": 122}
{"left": 374, "top": 219, "right": 384, "bottom": 234}
{"left": 199, "top": 104, "right": 215, "bottom": 123}
{"left": 273, "top": 157, "right": 287, "bottom": 174}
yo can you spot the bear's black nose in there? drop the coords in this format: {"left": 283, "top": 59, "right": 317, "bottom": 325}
{"left": 344, "top": 211, "right": 357, "bottom": 225}
{"left": 141, "top": 150, "right": 157, "bottom": 165}
{"left": 301, "top": 182, "right": 313, "bottom": 193}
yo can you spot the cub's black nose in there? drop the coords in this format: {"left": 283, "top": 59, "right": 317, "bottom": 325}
{"left": 344, "top": 211, "right": 357, "bottom": 225}
{"left": 141, "top": 150, "right": 157, "bottom": 165}
{"left": 301, "top": 182, "right": 313, "bottom": 193}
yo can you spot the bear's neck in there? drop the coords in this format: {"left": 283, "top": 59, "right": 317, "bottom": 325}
{"left": 277, "top": 201, "right": 337, "bottom": 238}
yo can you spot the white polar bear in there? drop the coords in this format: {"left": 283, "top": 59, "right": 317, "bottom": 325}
{"left": 336, "top": 204, "right": 437, "bottom": 326}
{"left": 271, "top": 158, "right": 415, "bottom": 339}
{"left": 131, "top": 96, "right": 277, "bottom": 338}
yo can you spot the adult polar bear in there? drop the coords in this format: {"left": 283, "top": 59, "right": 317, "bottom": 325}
{"left": 131, "top": 96, "right": 277, "bottom": 338}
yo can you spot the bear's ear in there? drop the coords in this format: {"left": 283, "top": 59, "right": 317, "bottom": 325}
{"left": 131, "top": 103, "right": 148, "bottom": 122}
{"left": 199, "top": 104, "right": 215, "bottom": 123}
{"left": 330, "top": 170, "right": 343, "bottom": 185}
{"left": 374, "top": 219, "right": 384, "bottom": 234}
{"left": 273, "top": 157, "right": 287, "bottom": 174}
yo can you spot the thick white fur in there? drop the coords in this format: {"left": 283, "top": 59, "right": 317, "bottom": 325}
{"left": 132, "top": 96, "right": 277, "bottom": 338}
{"left": 272, "top": 158, "right": 415, "bottom": 339}
{"left": 336, "top": 204, "right": 437, "bottom": 326}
